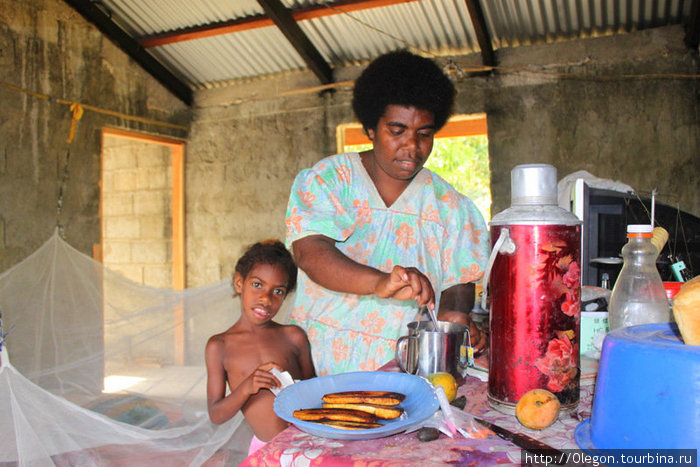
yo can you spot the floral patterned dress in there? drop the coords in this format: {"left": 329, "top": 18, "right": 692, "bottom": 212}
{"left": 285, "top": 152, "right": 489, "bottom": 376}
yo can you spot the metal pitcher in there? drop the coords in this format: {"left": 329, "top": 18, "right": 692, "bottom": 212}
{"left": 395, "top": 320, "right": 470, "bottom": 379}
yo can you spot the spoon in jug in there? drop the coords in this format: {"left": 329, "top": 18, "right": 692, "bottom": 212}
{"left": 421, "top": 305, "right": 440, "bottom": 330}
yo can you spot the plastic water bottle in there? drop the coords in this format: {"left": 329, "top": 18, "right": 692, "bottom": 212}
{"left": 608, "top": 224, "right": 671, "bottom": 330}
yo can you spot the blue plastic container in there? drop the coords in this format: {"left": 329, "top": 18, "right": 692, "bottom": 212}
{"left": 575, "top": 323, "right": 700, "bottom": 450}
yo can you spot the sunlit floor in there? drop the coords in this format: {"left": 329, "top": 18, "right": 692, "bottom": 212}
{"left": 103, "top": 364, "right": 209, "bottom": 410}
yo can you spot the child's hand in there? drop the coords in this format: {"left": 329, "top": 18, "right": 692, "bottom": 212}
{"left": 245, "top": 361, "right": 283, "bottom": 395}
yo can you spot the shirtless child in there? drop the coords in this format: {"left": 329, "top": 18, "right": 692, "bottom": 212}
{"left": 205, "top": 240, "right": 315, "bottom": 455}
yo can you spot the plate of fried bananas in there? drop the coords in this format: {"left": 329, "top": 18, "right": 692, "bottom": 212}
{"left": 274, "top": 371, "right": 439, "bottom": 440}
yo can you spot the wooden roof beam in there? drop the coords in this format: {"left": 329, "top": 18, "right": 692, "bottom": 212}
{"left": 464, "top": 0, "right": 496, "bottom": 69}
{"left": 256, "top": 0, "right": 334, "bottom": 85}
{"left": 684, "top": 0, "right": 700, "bottom": 49}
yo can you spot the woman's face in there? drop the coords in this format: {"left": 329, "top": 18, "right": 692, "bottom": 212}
{"left": 234, "top": 263, "right": 288, "bottom": 324}
{"left": 366, "top": 105, "right": 436, "bottom": 181}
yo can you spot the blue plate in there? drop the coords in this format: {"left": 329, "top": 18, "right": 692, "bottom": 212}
{"left": 274, "top": 371, "right": 439, "bottom": 440}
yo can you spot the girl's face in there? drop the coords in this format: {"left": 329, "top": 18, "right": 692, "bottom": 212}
{"left": 365, "top": 105, "right": 436, "bottom": 182}
{"left": 234, "top": 263, "right": 289, "bottom": 324}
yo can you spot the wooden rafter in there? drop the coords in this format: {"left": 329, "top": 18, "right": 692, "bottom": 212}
{"left": 684, "top": 0, "right": 700, "bottom": 49}
{"left": 464, "top": 0, "right": 496, "bottom": 69}
{"left": 257, "top": 0, "right": 334, "bottom": 85}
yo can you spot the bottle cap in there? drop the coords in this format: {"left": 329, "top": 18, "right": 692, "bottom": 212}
{"left": 627, "top": 224, "right": 653, "bottom": 234}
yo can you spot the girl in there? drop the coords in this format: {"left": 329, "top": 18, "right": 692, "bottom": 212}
{"left": 205, "top": 240, "right": 315, "bottom": 455}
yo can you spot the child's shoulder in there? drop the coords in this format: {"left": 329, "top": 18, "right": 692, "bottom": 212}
{"left": 205, "top": 330, "right": 226, "bottom": 350}
{"left": 206, "top": 324, "right": 240, "bottom": 345}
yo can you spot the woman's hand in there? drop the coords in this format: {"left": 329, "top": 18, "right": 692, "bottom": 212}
{"left": 374, "top": 265, "right": 435, "bottom": 309}
{"left": 293, "top": 236, "right": 435, "bottom": 308}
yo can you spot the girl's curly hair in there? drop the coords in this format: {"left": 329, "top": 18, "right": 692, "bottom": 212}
{"left": 352, "top": 49, "right": 455, "bottom": 133}
{"left": 233, "top": 239, "right": 297, "bottom": 294}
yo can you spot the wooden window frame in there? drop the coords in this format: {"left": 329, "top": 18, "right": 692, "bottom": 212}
{"left": 336, "top": 113, "right": 488, "bottom": 150}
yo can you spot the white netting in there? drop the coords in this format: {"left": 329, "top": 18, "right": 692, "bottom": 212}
{"left": 0, "top": 230, "right": 289, "bottom": 466}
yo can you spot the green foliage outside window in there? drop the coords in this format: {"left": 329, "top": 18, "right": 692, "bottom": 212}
{"left": 345, "top": 135, "right": 491, "bottom": 220}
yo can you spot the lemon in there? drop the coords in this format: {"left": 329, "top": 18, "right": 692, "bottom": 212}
{"left": 427, "top": 372, "right": 458, "bottom": 402}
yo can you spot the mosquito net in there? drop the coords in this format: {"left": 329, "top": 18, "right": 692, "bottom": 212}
{"left": 0, "top": 229, "right": 291, "bottom": 466}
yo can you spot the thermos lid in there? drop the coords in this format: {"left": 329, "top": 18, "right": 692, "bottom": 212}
{"left": 511, "top": 163, "right": 558, "bottom": 205}
{"left": 491, "top": 163, "right": 581, "bottom": 225}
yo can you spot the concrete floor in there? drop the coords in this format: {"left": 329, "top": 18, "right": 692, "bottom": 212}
{"left": 104, "top": 363, "right": 209, "bottom": 412}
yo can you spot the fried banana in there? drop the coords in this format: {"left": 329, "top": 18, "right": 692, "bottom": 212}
{"left": 321, "top": 390, "right": 405, "bottom": 406}
{"left": 312, "top": 419, "right": 383, "bottom": 430}
{"left": 293, "top": 408, "right": 378, "bottom": 423}
{"left": 321, "top": 402, "right": 403, "bottom": 420}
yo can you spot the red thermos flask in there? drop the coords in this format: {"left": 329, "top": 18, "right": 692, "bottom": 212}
{"left": 482, "top": 164, "right": 582, "bottom": 414}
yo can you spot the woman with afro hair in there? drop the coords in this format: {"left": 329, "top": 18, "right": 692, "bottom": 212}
{"left": 284, "top": 50, "right": 489, "bottom": 376}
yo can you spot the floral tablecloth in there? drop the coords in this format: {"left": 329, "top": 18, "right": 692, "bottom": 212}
{"left": 240, "top": 361, "right": 596, "bottom": 467}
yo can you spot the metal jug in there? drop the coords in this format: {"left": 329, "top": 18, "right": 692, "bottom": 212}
{"left": 395, "top": 320, "right": 469, "bottom": 379}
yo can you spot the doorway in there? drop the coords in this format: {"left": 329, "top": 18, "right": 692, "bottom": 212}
{"left": 99, "top": 128, "right": 187, "bottom": 366}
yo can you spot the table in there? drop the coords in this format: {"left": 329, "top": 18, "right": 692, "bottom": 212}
{"left": 240, "top": 361, "right": 596, "bottom": 466}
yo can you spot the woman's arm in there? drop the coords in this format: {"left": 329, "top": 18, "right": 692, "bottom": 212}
{"left": 292, "top": 234, "right": 435, "bottom": 308}
{"left": 437, "top": 283, "right": 488, "bottom": 354}
{"left": 438, "top": 283, "right": 475, "bottom": 313}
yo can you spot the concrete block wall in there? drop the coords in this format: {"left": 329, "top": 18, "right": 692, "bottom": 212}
{"left": 0, "top": 0, "right": 189, "bottom": 275}
{"left": 102, "top": 135, "right": 173, "bottom": 288}
{"left": 185, "top": 83, "right": 340, "bottom": 286}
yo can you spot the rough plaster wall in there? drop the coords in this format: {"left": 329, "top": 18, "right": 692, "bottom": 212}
{"left": 187, "top": 25, "right": 698, "bottom": 287}
{"left": 484, "top": 26, "right": 699, "bottom": 215}
{"left": 187, "top": 82, "right": 345, "bottom": 285}
{"left": 0, "top": 0, "right": 189, "bottom": 273}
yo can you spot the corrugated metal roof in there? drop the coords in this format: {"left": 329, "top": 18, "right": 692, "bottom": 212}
{"left": 90, "top": 0, "right": 695, "bottom": 92}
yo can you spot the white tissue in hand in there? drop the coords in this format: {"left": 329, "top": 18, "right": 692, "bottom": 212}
{"left": 269, "top": 368, "right": 294, "bottom": 395}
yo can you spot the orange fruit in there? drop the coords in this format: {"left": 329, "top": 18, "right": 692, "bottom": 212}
{"left": 515, "top": 389, "right": 560, "bottom": 430}
{"left": 427, "top": 372, "right": 458, "bottom": 402}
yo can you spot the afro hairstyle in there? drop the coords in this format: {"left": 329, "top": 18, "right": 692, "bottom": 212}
{"left": 352, "top": 49, "right": 456, "bottom": 133}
